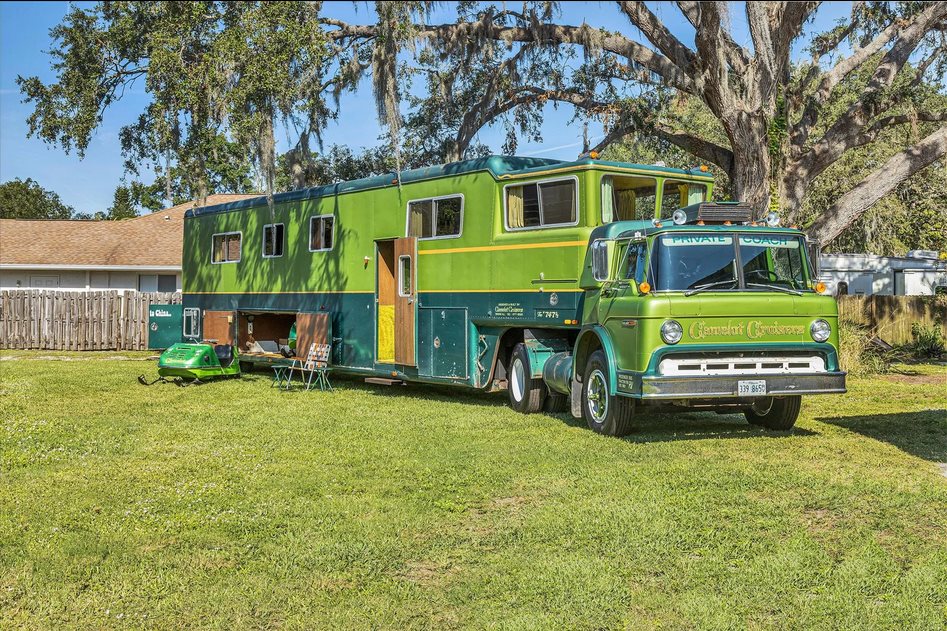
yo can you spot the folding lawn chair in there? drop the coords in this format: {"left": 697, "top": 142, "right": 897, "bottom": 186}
{"left": 286, "top": 342, "right": 333, "bottom": 391}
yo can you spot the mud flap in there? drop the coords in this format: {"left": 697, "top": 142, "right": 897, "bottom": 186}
{"left": 570, "top": 375, "right": 583, "bottom": 418}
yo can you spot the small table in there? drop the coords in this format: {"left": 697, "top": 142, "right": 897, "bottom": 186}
{"left": 271, "top": 364, "right": 292, "bottom": 388}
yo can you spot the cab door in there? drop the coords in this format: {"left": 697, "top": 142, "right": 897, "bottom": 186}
{"left": 600, "top": 241, "right": 647, "bottom": 368}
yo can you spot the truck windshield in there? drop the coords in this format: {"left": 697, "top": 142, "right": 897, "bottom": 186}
{"left": 652, "top": 233, "right": 808, "bottom": 292}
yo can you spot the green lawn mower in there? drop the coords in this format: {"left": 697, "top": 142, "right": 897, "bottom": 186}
{"left": 138, "top": 342, "right": 241, "bottom": 386}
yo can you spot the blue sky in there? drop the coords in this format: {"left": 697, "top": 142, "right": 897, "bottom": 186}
{"left": 0, "top": 1, "right": 853, "bottom": 214}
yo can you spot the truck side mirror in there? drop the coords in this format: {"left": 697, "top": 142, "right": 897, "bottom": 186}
{"left": 807, "top": 238, "right": 822, "bottom": 278}
{"left": 591, "top": 240, "right": 613, "bottom": 282}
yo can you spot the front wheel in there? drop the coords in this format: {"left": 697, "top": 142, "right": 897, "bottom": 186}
{"left": 582, "top": 350, "right": 635, "bottom": 436}
{"left": 744, "top": 395, "right": 801, "bottom": 430}
{"left": 507, "top": 343, "right": 546, "bottom": 414}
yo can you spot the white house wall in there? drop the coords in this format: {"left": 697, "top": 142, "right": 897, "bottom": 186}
{"left": 0, "top": 268, "right": 180, "bottom": 292}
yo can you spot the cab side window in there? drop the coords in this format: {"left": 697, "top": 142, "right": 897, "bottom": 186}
{"left": 623, "top": 243, "right": 647, "bottom": 283}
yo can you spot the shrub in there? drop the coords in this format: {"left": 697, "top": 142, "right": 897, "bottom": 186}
{"left": 909, "top": 322, "right": 945, "bottom": 359}
{"left": 838, "top": 319, "right": 890, "bottom": 376}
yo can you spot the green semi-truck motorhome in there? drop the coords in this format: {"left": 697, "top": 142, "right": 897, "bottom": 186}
{"left": 182, "top": 155, "right": 846, "bottom": 435}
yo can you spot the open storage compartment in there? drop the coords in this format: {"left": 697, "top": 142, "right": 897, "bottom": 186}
{"left": 236, "top": 310, "right": 332, "bottom": 363}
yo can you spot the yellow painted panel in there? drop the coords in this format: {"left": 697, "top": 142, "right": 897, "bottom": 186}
{"left": 377, "top": 304, "right": 395, "bottom": 363}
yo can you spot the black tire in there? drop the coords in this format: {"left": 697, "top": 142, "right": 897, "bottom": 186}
{"left": 744, "top": 396, "right": 802, "bottom": 430}
{"left": 507, "top": 343, "right": 546, "bottom": 414}
{"left": 543, "top": 393, "right": 569, "bottom": 414}
{"left": 582, "top": 350, "right": 635, "bottom": 436}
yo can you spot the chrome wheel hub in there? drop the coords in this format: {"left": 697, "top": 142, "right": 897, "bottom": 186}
{"left": 586, "top": 369, "right": 608, "bottom": 423}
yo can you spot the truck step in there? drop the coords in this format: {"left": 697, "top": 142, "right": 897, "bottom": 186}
{"left": 364, "top": 377, "right": 406, "bottom": 386}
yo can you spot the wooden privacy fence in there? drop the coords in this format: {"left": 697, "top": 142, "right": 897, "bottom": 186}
{"left": 837, "top": 295, "right": 947, "bottom": 345}
{"left": 0, "top": 290, "right": 182, "bottom": 351}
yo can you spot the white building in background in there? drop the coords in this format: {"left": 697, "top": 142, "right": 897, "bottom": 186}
{"left": 819, "top": 250, "right": 947, "bottom": 296}
{"left": 0, "top": 194, "right": 257, "bottom": 292}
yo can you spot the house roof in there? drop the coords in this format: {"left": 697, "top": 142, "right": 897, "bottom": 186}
{"left": 190, "top": 155, "right": 714, "bottom": 217}
{"left": 0, "top": 194, "right": 257, "bottom": 268}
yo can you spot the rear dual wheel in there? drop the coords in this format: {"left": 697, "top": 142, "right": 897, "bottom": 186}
{"left": 507, "top": 343, "right": 547, "bottom": 414}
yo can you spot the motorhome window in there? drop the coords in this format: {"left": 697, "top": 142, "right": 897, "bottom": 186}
{"left": 407, "top": 195, "right": 462, "bottom": 239}
{"left": 398, "top": 255, "right": 412, "bottom": 296}
{"left": 506, "top": 178, "right": 577, "bottom": 229}
{"left": 602, "top": 175, "right": 657, "bottom": 222}
{"left": 309, "top": 215, "right": 334, "bottom": 251}
{"left": 659, "top": 180, "right": 708, "bottom": 218}
{"left": 183, "top": 308, "right": 200, "bottom": 339}
{"left": 263, "top": 223, "right": 284, "bottom": 257}
{"left": 738, "top": 234, "right": 807, "bottom": 289}
{"left": 212, "top": 232, "right": 241, "bottom": 263}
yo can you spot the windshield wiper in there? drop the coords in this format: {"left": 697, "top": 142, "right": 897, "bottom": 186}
{"left": 684, "top": 279, "right": 738, "bottom": 296}
{"left": 746, "top": 282, "right": 802, "bottom": 296}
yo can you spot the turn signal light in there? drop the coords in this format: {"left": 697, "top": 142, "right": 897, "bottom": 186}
{"left": 815, "top": 282, "right": 827, "bottom": 294}
{"left": 639, "top": 281, "right": 651, "bottom": 293}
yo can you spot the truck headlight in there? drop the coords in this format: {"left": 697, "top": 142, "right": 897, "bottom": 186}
{"left": 810, "top": 319, "right": 831, "bottom": 342}
{"left": 661, "top": 320, "right": 683, "bottom": 344}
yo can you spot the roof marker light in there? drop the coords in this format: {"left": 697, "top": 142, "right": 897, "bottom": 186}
{"left": 766, "top": 212, "right": 780, "bottom": 227}
{"left": 672, "top": 209, "right": 687, "bottom": 225}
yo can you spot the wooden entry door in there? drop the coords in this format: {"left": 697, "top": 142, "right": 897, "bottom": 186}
{"left": 203, "top": 310, "right": 235, "bottom": 345}
{"left": 394, "top": 237, "right": 417, "bottom": 366}
{"left": 375, "top": 237, "right": 417, "bottom": 366}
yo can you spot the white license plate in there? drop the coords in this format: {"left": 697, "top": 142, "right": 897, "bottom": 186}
{"left": 738, "top": 380, "right": 767, "bottom": 396}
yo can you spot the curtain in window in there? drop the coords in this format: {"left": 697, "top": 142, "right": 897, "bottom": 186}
{"left": 678, "top": 184, "right": 689, "bottom": 208}
{"left": 227, "top": 234, "right": 240, "bottom": 261}
{"left": 409, "top": 203, "right": 424, "bottom": 237}
{"left": 508, "top": 187, "right": 524, "bottom": 228}
{"left": 687, "top": 184, "right": 706, "bottom": 205}
{"left": 601, "top": 177, "right": 614, "bottom": 222}
{"left": 615, "top": 190, "right": 636, "bottom": 221}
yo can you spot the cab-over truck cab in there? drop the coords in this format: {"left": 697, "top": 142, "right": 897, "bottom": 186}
{"left": 535, "top": 201, "right": 846, "bottom": 436}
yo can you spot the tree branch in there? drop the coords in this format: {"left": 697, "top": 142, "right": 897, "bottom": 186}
{"left": 807, "top": 126, "right": 947, "bottom": 244}
{"left": 693, "top": 1, "right": 734, "bottom": 116}
{"left": 323, "top": 14, "right": 698, "bottom": 93}
{"left": 790, "top": 2, "right": 944, "bottom": 150}
{"left": 789, "top": 2, "right": 947, "bottom": 185}
{"left": 590, "top": 121, "right": 734, "bottom": 174}
{"left": 676, "top": 0, "right": 749, "bottom": 73}
{"left": 616, "top": 1, "right": 695, "bottom": 72}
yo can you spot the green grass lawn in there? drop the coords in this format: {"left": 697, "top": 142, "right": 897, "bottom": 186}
{"left": 2, "top": 352, "right": 945, "bottom": 629}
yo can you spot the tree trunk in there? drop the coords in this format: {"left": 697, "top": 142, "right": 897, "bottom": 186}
{"left": 724, "top": 112, "right": 771, "bottom": 215}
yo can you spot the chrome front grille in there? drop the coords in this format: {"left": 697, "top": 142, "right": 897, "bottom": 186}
{"left": 658, "top": 354, "right": 826, "bottom": 376}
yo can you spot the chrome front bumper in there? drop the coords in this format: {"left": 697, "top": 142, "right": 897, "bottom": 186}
{"left": 639, "top": 371, "right": 847, "bottom": 400}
